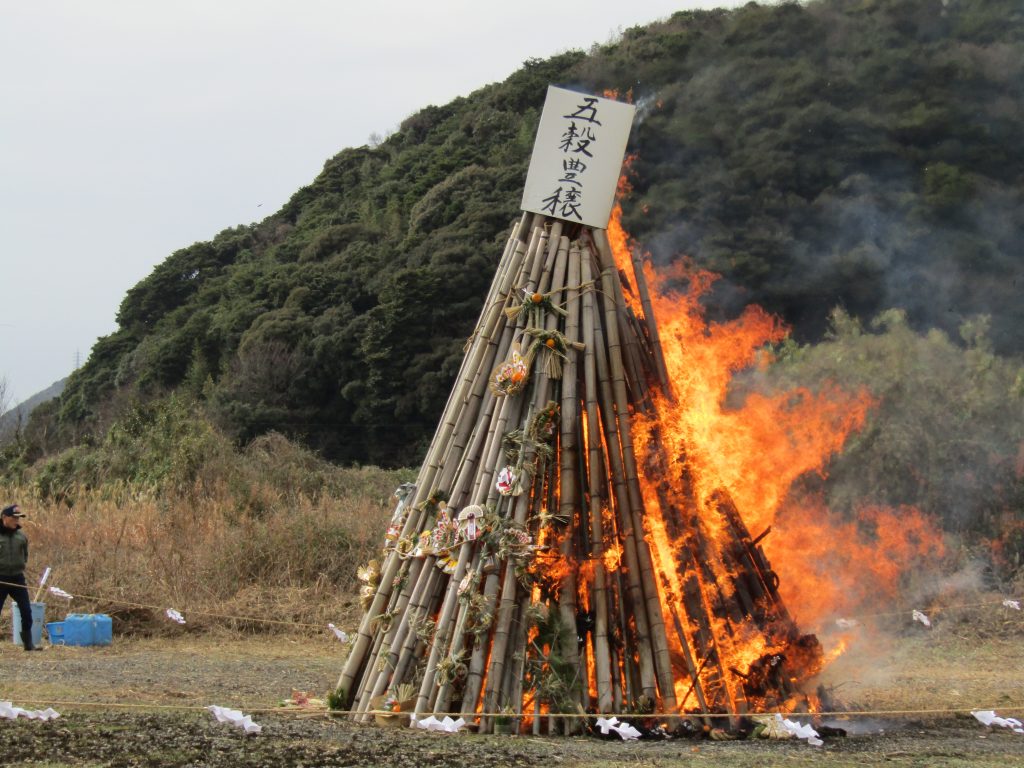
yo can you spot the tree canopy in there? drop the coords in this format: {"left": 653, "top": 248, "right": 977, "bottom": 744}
{"left": 14, "top": 0, "right": 1024, "bottom": 488}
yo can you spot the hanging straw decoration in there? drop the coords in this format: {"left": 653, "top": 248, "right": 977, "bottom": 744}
{"left": 489, "top": 347, "right": 530, "bottom": 396}
{"left": 505, "top": 287, "right": 569, "bottom": 325}
{"left": 523, "top": 328, "right": 584, "bottom": 380}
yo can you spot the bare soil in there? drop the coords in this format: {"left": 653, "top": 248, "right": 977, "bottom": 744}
{"left": 0, "top": 628, "right": 1022, "bottom": 767}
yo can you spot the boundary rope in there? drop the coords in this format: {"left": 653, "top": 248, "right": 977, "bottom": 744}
{"left": 0, "top": 578, "right": 328, "bottom": 630}
{"left": 3, "top": 698, "right": 1024, "bottom": 719}
{"left": 3, "top": 576, "right": 1018, "bottom": 634}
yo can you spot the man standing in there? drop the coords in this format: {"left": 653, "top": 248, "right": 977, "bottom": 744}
{"left": 0, "top": 504, "right": 40, "bottom": 650}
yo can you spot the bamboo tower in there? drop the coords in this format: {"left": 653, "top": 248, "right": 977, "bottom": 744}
{"left": 336, "top": 210, "right": 823, "bottom": 733}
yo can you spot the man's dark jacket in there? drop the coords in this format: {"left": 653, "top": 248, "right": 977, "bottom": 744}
{"left": 0, "top": 525, "right": 28, "bottom": 575}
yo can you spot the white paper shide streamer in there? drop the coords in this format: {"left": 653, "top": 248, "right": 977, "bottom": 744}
{"left": 327, "top": 623, "right": 349, "bottom": 643}
{"left": 973, "top": 710, "right": 1024, "bottom": 734}
{"left": 595, "top": 716, "right": 642, "bottom": 740}
{"left": 207, "top": 705, "right": 262, "bottom": 734}
{"left": 412, "top": 715, "right": 465, "bottom": 733}
{"left": 48, "top": 586, "right": 73, "bottom": 600}
{"left": 0, "top": 701, "right": 60, "bottom": 721}
{"left": 165, "top": 608, "right": 186, "bottom": 625}
{"left": 911, "top": 609, "right": 931, "bottom": 627}
{"left": 777, "top": 715, "right": 824, "bottom": 746}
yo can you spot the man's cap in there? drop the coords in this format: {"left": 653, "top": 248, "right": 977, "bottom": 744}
{"left": 1, "top": 504, "right": 25, "bottom": 518}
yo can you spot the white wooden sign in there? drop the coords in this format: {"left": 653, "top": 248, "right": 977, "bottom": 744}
{"left": 521, "top": 86, "right": 637, "bottom": 229}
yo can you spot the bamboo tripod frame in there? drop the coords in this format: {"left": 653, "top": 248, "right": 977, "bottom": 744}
{"left": 337, "top": 213, "right": 818, "bottom": 732}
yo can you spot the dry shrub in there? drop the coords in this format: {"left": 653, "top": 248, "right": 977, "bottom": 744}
{"left": 0, "top": 463, "right": 409, "bottom": 636}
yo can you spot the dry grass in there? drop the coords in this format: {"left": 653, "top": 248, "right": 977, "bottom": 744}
{"left": 0, "top": 464, "right": 412, "bottom": 635}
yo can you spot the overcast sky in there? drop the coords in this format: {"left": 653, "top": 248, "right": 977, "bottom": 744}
{"left": 0, "top": 0, "right": 746, "bottom": 406}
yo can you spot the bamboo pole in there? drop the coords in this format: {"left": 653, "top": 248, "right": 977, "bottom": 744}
{"left": 481, "top": 373, "right": 553, "bottom": 724}
{"left": 434, "top": 233, "right": 533, "bottom": 493}
{"left": 557, "top": 243, "right": 582, "bottom": 722}
{"left": 433, "top": 546, "right": 485, "bottom": 713}
{"left": 628, "top": 247, "right": 671, "bottom": 393}
{"left": 459, "top": 555, "right": 502, "bottom": 720}
{"left": 359, "top": 556, "right": 429, "bottom": 708}
{"left": 359, "top": 216, "right": 544, "bottom": 712}
{"left": 481, "top": 230, "right": 569, "bottom": 724}
{"left": 579, "top": 250, "right": 613, "bottom": 712}
{"left": 506, "top": 591, "right": 532, "bottom": 729}
{"left": 338, "top": 217, "right": 531, "bottom": 699}
{"left": 426, "top": 214, "right": 528, "bottom": 484}
{"left": 416, "top": 540, "right": 476, "bottom": 716}
{"left": 594, "top": 246, "right": 677, "bottom": 713}
{"left": 589, "top": 278, "right": 656, "bottom": 702}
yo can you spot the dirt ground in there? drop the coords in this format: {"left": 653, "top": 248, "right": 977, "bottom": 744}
{"left": 0, "top": 627, "right": 1022, "bottom": 767}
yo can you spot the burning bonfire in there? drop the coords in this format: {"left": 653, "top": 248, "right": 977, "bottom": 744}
{"left": 336, "top": 191, "right": 892, "bottom": 735}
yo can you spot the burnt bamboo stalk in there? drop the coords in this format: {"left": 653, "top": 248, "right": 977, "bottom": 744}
{"left": 621, "top": 313, "right": 651, "bottom": 406}
{"left": 643, "top": 469, "right": 711, "bottom": 716}
{"left": 587, "top": 245, "right": 635, "bottom": 709}
{"left": 714, "top": 489, "right": 792, "bottom": 624}
{"left": 628, "top": 247, "right": 671, "bottom": 394}
{"left": 658, "top": 566, "right": 711, "bottom": 715}
{"left": 595, "top": 255, "right": 678, "bottom": 713}
{"left": 579, "top": 250, "right": 614, "bottom": 712}
{"left": 679, "top": 539, "right": 745, "bottom": 717}
{"left": 589, "top": 229, "right": 649, "bottom": 398}
{"left": 594, "top": 353, "right": 645, "bottom": 704}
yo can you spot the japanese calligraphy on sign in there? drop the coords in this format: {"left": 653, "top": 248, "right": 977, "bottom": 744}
{"left": 521, "top": 86, "right": 636, "bottom": 229}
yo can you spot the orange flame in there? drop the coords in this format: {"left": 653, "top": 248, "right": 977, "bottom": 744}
{"left": 607, "top": 197, "right": 945, "bottom": 708}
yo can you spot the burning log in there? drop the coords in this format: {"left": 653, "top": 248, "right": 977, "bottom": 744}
{"left": 337, "top": 209, "right": 822, "bottom": 733}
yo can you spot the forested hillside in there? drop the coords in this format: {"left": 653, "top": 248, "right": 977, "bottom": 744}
{"left": 15, "top": 0, "right": 1024, "bottom": 476}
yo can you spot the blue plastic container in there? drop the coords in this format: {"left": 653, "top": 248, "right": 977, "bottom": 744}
{"left": 11, "top": 601, "right": 44, "bottom": 647}
{"left": 93, "top": 614, "right": 112, "bottom": 646}
{"left": 64, "top": 614, "right": 93, "bottom": 646}
{"left": 45, "top": 621, "right": 65, "bottom": 644}
{"left": 64, "top": 613, "right": 113, "bottom": 647}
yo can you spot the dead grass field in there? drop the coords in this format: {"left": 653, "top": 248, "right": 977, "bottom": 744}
{"left": 0, "top": 622, "right": 1022, "bottom": 767}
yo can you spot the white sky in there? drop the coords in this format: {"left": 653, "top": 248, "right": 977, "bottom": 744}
{"left": 0, "top": 0, "right": 745, "bottom": 406}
